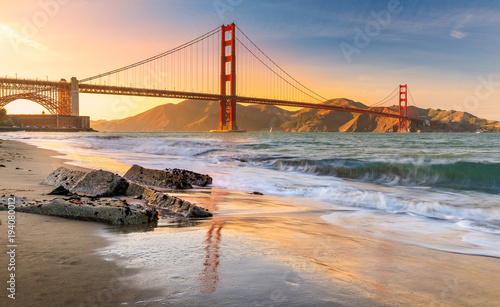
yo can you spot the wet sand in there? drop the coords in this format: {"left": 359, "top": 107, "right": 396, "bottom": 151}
{"left": 1, "top": 139, "right": 500, "bottom": 306}
{"left": 155, "top": 189, "right": 500, "bottom": 306}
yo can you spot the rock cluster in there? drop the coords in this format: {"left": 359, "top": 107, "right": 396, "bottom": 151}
{"left": 2, "top": 165, "right": 213, "bottom": 225}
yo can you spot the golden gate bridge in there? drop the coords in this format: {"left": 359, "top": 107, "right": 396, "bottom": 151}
{"left": 0, "top": 23, "right": 421, "bottom": 132}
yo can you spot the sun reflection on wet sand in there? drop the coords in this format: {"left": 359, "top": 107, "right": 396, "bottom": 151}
{"left": 61, "top": 153, "right": 132, "bottom": 174}
{"left": 372, "top": 239, "right": 396, "bottom": 304}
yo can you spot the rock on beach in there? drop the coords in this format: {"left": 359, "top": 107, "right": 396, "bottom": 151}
{"left": 41, "top": 167, "right": 87, "bottom": 190}
{"left": 71, "top": 169, "right": 129, "bottom": 197}
{"left": 135, "top": 184, "right": 212, "bottom": 218}
{"left": 164, "top": 168, "right": 212, "bottom": 186}
{"left": 15, "top": 198, "right": 158, "bottom": 225}
{"left": 124, "top": 164, "right": 193, "bottom": 190}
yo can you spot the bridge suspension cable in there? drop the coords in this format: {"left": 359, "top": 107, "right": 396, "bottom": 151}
{"left": 79, "top": 26, "right": 222, "bottom": 95}
{"left": 407, "top": 87, "right": 417, "bottom": 107}
{"left": 235, "top": 25, "right": 328, "bottom": 104}
{"left": 369, "top": 85, "right": 399, "bottom": 107}
{"left": 79, "top": 24, "right": 331, "bottom": 106}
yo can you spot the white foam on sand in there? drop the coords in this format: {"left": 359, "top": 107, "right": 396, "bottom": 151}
{"left": 321, "top": 210, "right": 500, "bottom": 258}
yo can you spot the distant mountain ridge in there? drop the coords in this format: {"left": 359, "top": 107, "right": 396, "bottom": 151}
{"left": 91, "top": 99, "right": 500, "bottom": 133}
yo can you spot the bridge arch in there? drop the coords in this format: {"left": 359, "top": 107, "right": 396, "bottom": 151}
{"left": 0, "top": 79, "right": 73, "bottom": 115}
{"left": 0, "top": 93, "right": 71, "bottom": 115}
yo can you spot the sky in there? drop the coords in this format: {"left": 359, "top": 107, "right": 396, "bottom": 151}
{"left": 1, "top": 0, "right": 499, "bottom": 120}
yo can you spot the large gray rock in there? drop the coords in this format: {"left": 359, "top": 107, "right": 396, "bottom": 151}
{"left": 144, "top": 190, "right": 212, "bottom": 218}
{"left": 41, "top": 167, "right": 87, "bottom": 190}
{"left": 71, "top": 169, "right": 129, "bottom": 197}
{"left": 15, "top": 198, "right": 158, "bottom": 225}
{"left": 126, "top": 184, "right": 212, "bottom": 218}
{"left": 124, "top": 165, "right": 192, "bottom": 190}
{"left": 164, "top": 168, "right": 212, "bottom": 187}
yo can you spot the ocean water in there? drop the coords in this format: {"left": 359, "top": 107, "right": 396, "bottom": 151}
{"left": 3, "top": 131, "right": 500, "bottom": 257}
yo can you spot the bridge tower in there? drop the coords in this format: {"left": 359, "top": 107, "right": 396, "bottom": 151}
{"left": 71, "top": 77, "right": 79, "bottom": 116}
{"left": 218, "top": 23, "right": 238, "bottom": 131}
{"left": 398, "top": 84, "right": 408, "bottom": 132}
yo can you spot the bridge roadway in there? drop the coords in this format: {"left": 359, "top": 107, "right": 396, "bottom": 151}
{"left": 79, "top": 83, "right": 422, "bottom": 122}
{"left": 0, "top": 78, "right": 420, "bottom": 122}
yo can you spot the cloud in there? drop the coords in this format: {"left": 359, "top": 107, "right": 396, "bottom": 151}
{"left": 450, "top": 30, "right": 467, "bottom": 39}
{"left": 0, "top": 24, "right": 48, "bottom": 52}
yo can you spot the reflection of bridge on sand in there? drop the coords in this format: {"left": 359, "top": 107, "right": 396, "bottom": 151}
{"left": 200, "top": 220, "right": 225, "bottom": 294}
{"left": 198, "top": 188, "right": 228, "bottom": 294}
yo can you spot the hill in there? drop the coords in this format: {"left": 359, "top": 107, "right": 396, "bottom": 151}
{"left": 91, "top": 98, "right": 500, "bottom": 133}
{"left": 91, "top": 100, "right": 294, "bottom": 132}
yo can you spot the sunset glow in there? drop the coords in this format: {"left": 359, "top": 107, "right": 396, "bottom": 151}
{"left": 1, "top": 0, "right": 500, "bottom": 120}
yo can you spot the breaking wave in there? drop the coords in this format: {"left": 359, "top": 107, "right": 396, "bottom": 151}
{"left": 249, "top": 158, "right": 500, "bottom": 193}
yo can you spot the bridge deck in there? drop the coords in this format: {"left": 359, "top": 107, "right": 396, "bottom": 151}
{"left": 79, "top": 83, "right": 421, "bottom": 122}
{"left": 0, "top": 78, "right": 421, "bottom": 122}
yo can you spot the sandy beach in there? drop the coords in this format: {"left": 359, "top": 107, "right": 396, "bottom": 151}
{"left": 0, "top": 140, "right": 160, "bottom": 306}
{"left": 1, "top": 138, "right": 500, "bottom": 306}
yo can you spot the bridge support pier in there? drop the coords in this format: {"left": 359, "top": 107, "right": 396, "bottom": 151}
{"left": 71, "top": 77, "right": 79, "bottom": 116}
{"left": 218, "top": 99, "right": 237, "bottom": 131}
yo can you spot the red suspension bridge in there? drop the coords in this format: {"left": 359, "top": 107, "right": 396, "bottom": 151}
{"left": 0, "top": 23, "right": 422, "bottom": 132}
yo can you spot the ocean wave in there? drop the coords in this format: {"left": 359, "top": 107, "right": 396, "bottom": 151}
{"left": 88, "top": 135, "right": 125, "bottom": 140}
{"left": 457, "top": 220, "right": 500, "bottom": 234}
{"left": 249, "top": 158, "right": 500, "bottom": 193}
{"left": 212, "top": 164, "right": 500, "bottom": 227}
{"left": 316, "top": 186, "right": 500, "bottom": 221}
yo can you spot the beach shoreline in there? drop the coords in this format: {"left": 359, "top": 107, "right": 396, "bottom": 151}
{"left": 0, "top": 139, "right": 162, "bottom": 306}
{"left": 1, "top": 137, "right": 500, "bottom": 306}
